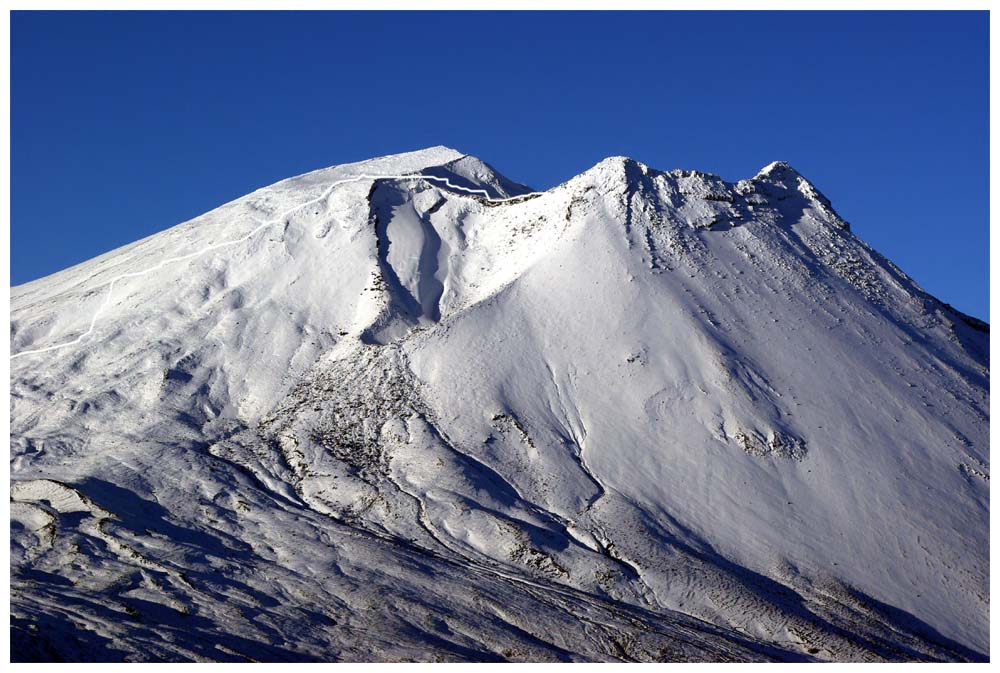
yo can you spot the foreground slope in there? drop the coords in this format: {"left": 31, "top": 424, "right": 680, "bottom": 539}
{"left": 10, "top": 147, "right": 989, "bottom": 661}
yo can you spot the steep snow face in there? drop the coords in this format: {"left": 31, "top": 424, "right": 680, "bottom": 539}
{"left": 10, "top": 148, "right": 988, "bottom": 662}
{"left": 10, "top": 146, "right": 523, "bottom": 420}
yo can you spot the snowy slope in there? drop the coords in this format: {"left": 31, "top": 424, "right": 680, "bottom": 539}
{"left": 10, "top": 147, "right": 988, "bottom": 662}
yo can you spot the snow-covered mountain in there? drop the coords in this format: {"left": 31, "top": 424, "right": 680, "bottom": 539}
{"left": 10, "top": 146, "right": 989, "bottom": 662}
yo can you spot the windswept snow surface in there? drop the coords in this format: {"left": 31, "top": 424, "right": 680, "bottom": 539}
{"left": 10, "top": 147, "right": 989, "bottom": 662}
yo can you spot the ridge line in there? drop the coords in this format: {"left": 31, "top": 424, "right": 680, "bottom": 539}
{"left": 10, "top": 172, "right": 544, "bottom": 360}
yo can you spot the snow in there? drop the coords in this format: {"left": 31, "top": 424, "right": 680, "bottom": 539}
{"left": 10, "top": 147, "right": 988, "bottom": 662}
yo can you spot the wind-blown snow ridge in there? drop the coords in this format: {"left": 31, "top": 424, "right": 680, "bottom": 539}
{"left": 10, "top": 171, "right": 542, "bottom": 360}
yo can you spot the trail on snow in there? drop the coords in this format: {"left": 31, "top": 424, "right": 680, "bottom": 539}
{"left": 10, "top": 172, "right": 542, "bottom": 360}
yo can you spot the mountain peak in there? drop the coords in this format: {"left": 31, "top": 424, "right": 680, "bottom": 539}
{"left": 9, "top": 146, "right": 988, "bottom": 661}
{"left": 751, "top": 160, "right": 825, "bottom": 196}
{"left": 570, "top": 155, "right": 655, "bottom": 190}
{"left": 389, "top": 144, "right": 466, "bottom": 164}
{"left": 755, "top": 160, "right": 800, "bottom": 178}
{"left": 313, "top": 145, "right": 469, "bottom": 178}
{"left": 742, "top": 160, "right": 848, "bottom": 229}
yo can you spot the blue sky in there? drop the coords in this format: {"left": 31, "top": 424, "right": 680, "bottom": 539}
{"left": 11, "top": 11, "right": 989, "bottom": 319}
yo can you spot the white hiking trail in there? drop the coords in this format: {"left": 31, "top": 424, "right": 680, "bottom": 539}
{"left": 10, "top": 171, "right": 543, "bottom": 360}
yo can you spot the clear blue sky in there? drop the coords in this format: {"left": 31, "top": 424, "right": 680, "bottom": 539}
{"left": 11, "top": 11, "right": 989, "bottom": 320}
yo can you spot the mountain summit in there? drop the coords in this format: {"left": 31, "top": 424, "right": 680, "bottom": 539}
{"left": 10, "top": 148, "right": 988, "bottom": 662}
